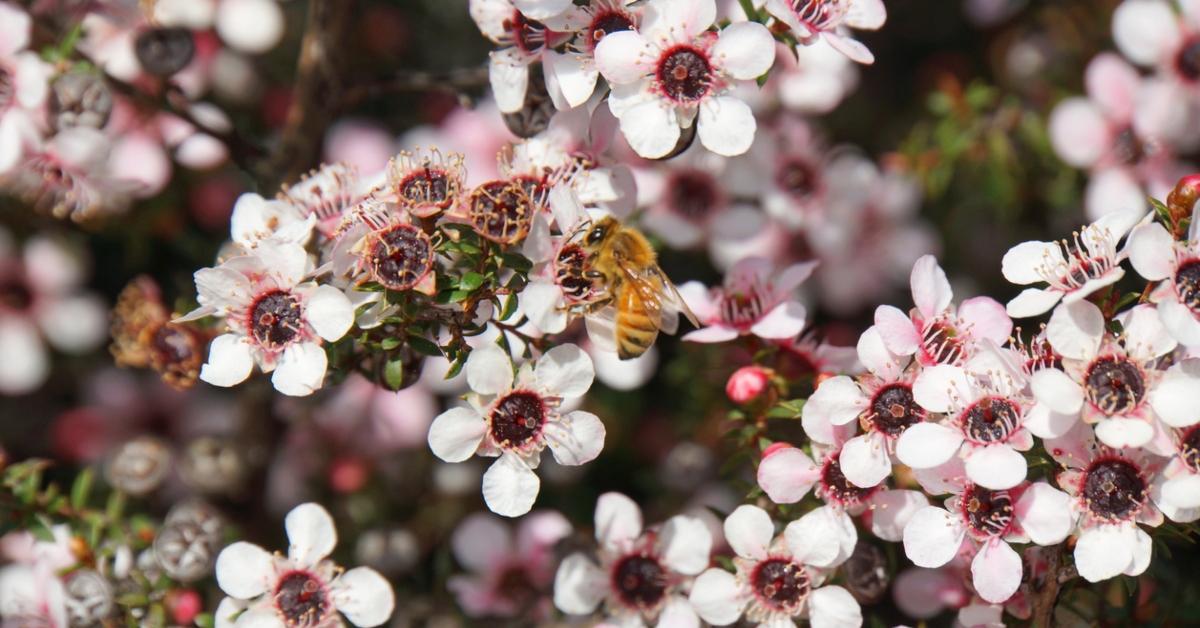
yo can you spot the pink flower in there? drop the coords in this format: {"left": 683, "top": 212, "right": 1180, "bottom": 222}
{"left": 449, "top": 510, "right": 571, "bottom": 618}
{"left": 874, "top": 255, "right": 1012, "bottom": 367}
{"left": 3, "top": 127, "right": 137, "bottom": 220}
{"left": 1127, "top": 203, "right": 1200, "bottom": 346}
{"left": 0, "top": 2, "right": 51, "bottom": 175}
{"left": 1152, "top": 423, "right": 1200, "bottom": 523}
{"left": 727, "top": 365, "right": 772, "bottom": 403}
{"left": 762, "top": 41, "right": 860, "bottom": 114}
{"left": 594, "top": 0, "right": 775, "bottom": 157}
{"left": 681, "top": 257, "right": 816, "bottom": 343}
{"left": 470, "top": 0, "right": 574, "bottom": 113}
{"left": 762, "top": 0, "right": 887, "bottom": 64}
{"left": 1112, "top": 0, "right": 1200, "bottom": 95}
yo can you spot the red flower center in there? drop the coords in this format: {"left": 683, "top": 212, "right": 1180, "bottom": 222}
{"left": 612, "top": 554, "right": 668, "bottom": 609}
{"left": 751, "top": 558, "right": 810, "bottom": 612}
{"left": 490, "top": 390, "right": 546, "bottom": 448}
{"left": 961, "top": 396, "right": 1020, "bottom": 444}
{"left": 250, "top": 290, "right": 304, "bottom": 350}
{"left": 1082, "top": 458, "right": 1146, "bottom": 521}
{"left": 868, "top": 384, "right": 924, "bottom": 437}
{"left": 963, "top": 484, "right": 1014, "bottom": 538}
{"left": 1083, "top": 356, "right": 1145, "bottom": 416}
{"left": 656, "top": 46, "right": 713, "bottom": 103}
{"left": 274, "top": 570, "right": 330, "bottom": 626}
{"left": 368, "top": 224, "right": 433, "bottom": 291}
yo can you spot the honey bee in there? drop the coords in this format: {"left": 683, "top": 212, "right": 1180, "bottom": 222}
{"left": 573, "top": 217, "right": 698, "bottom": 359}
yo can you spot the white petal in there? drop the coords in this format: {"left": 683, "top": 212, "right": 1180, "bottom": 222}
{"left": 712, "top": 22, "right": 776, "bottom": 80}
{"left": 1023, "top": 402, "right": 1080, "bottom": 439}
{"left": 874, "top": 304, "right": 920, "bottom": 356}
{"left": 215, "top": 542, "right": 274, "bottom": 598}
{"left": 804, "top": 375, "right": 868, "bottom": 426}
{"left": 513, "top": 0, "right": 572, "bottom": 20}
{"left": 1112, "top": 0, "right": 1181, "bottom": 66}
{"left": 466, "top": 343, "right": 513, "bottom": 396}
{"left": 553, "top": 553, "right": 607, "bottom": 614}
{"left": 1163, "top": 473, "right": 1200, "bottom": 509}
{"left": 749, "top": 301, "right": 808, "bottom": 339}
{"left": 867, "top": 489, "right": 929, "bottom": 542}
{"left": 1002, "top": 240, "right": 1063, "bottom": 285}
{"left": 215, "top": 0, "right": 283, "bottom": 53}
{"left": 808, "top": 585, "right": 862, "bottom": 628}
{"left": 306, "top": 285, "right": 353, "bottom": 342}
{"left": 1149, "top": 365, "right": 1200, "bottom": 427}
{"left": 964, "top": 446, "right": 1027, "bottom": 490}
{"left": 521, "top": 281, "right": 568, "bottom": 334}
{"left": 895, "top": 422, "right": 963, "bottom": 469}
{"left": 595, "top": 492, "right": 643, "bottom": 549}
{"left": 912, "top": 364, "right": 972, "bottom": 414}
{"left": 1127, "top": 222, "right": 1176, "bottom": 281}
{"left": 234, "top": 609, "right": 285, "bottom": 628}
{"left": 857, "top": 325, "right": 903, "bottom": 379}
{"left": 331, "top": 567, "right": 394, "bottom": 627}
{"left": 1046, "top": 300, "right": 1104, "bottom": 361}
{"left": 659, "top": 515, "right": 713, "bottom": 575}
{"left": 1015, "top": 482, "right": 1075, "bottom": 545}
{"left": 544, "top": 410, "right": 605, "bottom": 466}
{"left": 482, "top": 452, "right": 541, "bottom": 517}
{"left": 36, "top": 294, "right": 106, "bottom": 353}
{"left": 285, "top": 503, "right": 338, "bottom": 568}
{"left": 846, "top": 0, "right": 887, "bottom": 29}
{"left": 1124, "top": 526, "right": 1153, "bottom": 576}
{"left": 200, "top": 334, "right": 255, "bottom": 388}
{"left": 271, "top": 342, "right": 329, "bottom": 396}
{"left": 838, "top": 433, "right": 892, "bottom": 488}
{"left": 971, "top": 540, "right": 1022, "bottom": 604}
{"left": 535, "top": 343, "right": 594, "bottom": 397}
{"left": 1094, "top": 417, "right": 1155, "bottom": 449}
{"left": 545, "top": 51, "right": 599, "bottom": 108}
{"left": 823, "top": 32, "right": 874, "bottom": 64}
{"left": 1006, "top": 288, "right": 1063, "bottom": 318}
{"left": 593, "top": 30, "right": 653, "bottom": 84}
{"left": 756, "top": 446, "right": 819, "bottom": 504}
{"left": 902, "top": 506, "right": 965, "bottom": 568}
{"left": 698, "top": 96, "right": 756, "bottom": 157}
{"left": 0, "top": 318, "right": 48, "bottom": 394}
{"left": 1031, "top": 368, "right": 1084, "bottom": 414}
{"left": 658, "top": 595, "right": 701, "bottom": 628}
{"left": 489, "top": 48, "right": 530, "bottom": 113}
{"left": 723, "top": 505, "right": 774, "bottom": 560}
{"left": 619, "top": 99, "right": 681, "bottom": 159}
{"left": 450, "top": 513, "right": 512, "bottom": 573}
{"left": 909, "top": 255, "right": 953, "bottom": 319}
{"left": 688, "top": 569, "right": 744, "bottom": 626}
{"left": 1119, "top": 303, "right": 1177, "bottom": 360}
{"left": 1047, "top": 98, "right": 1109, "bottom": 168}
{"left": 785, "top": 506, "right": 857, "bottom": 568}
{"left": 1074, "top": 524, "right": 1135, "bottom": 582}
{"left": 427, "top": 407, "right": 486, "bottom": 462}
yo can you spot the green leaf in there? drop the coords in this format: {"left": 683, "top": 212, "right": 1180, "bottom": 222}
{"left": 459, "top": 272, "right": 486, "bottom": 291}
{"left": 407, "top": 334, "right": 442, "bottom": 357}
{"left": 444, "top": 353, "right": 468, "bottom": 379}
{"left": 70, "top": 468, "right": 94, "bottom": 511}
{"left": 383, "top": 357, "right": 407, "bottom": 390}
{"left": 380, "top": 336, "right": 402, "bottom": 351}
{"left": 499, "top": 294, "right": 519, "bottom": 322}
{"left": 194, "top": 614, "right": 215, "bottom": 628}
{"left": 448, "top": 290, "right": 471, "bottom": 303}
{"left": 497, "top": 252, "right": 532, "bottom": 273}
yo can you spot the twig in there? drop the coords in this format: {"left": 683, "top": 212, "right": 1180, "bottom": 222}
{"left": 1032, "top": 546, "right": 1069, "bottom": 627}
{"left": 340, "top": 66, "right": 489, "bottom": 108}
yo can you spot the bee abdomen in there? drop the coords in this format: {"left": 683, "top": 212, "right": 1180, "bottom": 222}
{"left": 616, "top": 308, "right": 659, "bottom": 359}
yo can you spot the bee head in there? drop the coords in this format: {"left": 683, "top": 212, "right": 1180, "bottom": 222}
{"left": 585, "top": 217, "right": 616, "bottom": 246}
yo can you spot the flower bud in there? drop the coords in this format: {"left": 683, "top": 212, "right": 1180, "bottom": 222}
{"left": 167, "top": 589, "right": 203, "bottom": 625}
{"left": 106, "top": 436, "right": 172, "bottom": 496}
{"left": 726, "top": 365, "right": 772, "bottom": 404}
{"left": 134, "top": 27, "right": 196, "bottom": 76}
{"left": 1168, "top": 174, "right": 1200, "bottom": 228}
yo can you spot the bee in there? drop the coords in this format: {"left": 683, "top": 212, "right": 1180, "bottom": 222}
{"left": 573, "top": 216, "right": 698, "bottom": 359}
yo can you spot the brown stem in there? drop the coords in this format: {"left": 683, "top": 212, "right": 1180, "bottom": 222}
{"left": 1032, "top": 546, "right": 1070, "bottom": 627}
{"left": 265, "top": 0, "right": 356, "bottom": 189}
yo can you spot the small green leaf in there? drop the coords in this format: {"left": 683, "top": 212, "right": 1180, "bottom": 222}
{"left": 380, "top": 336, "right": 402, "bottom": 351}
{"left": 71, "top": 468, "right": 94, "bottom": 510}
{"left": 444, "top": 354, "right": 468, "bottom": 379}
{"left": 499, "top": 294, "right": 519, "bottom": 322}
{"left": 459, "top": 272, "right": 486, "bottom": 291}
{"left": 383, "top": 357, "right": 406, "bottom": 390}
{"left": 448, "top": 290, "right": 471, "bottom": 303}
{"left": 194, "top": 614, "right": 215, "bottom": 628}
{"left": 407, "top": 334, "right": 442, "bottom": 357}
{"left": 498, "top": 252, "right": 533, "bottom": 273}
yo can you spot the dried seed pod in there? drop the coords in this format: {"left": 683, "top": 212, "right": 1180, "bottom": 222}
{"left": 49, "top": 72, "right": 113, "bottom": 131}
{"left": 134, "top": 27, "right": 195, "bottom": 77}
{"left": 106, "top": 436, "right": 172, "bottom": 496}
{"left": 843, "top": 542, "right": 890, "bottom": 605}
{"left": 154, "top": 520, "right": 220, "bottom": 582}
{"left": 179, "top": 437, "right": 248, "bottom": 495}
{"left": 63, "top": 569, "right": 114, "bottom": 627}
{"left": 467, "top": 179, "right": 535, "bottom": 245}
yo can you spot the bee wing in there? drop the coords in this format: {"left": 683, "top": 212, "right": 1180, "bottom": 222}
{"left": 615, "top": 259, "right": 665, "bottom": 324}
{"left": 660, "top": 270, "right": 700, "bottom": 328}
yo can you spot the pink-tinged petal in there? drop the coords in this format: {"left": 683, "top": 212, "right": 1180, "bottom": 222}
{"left": 535, "top": 343, "right": 594, "bottom": 398}
{"left": 427, "top": 407, "right": 487, "bottom": 463}
{"left": 594, "top": 30, "right": 653, "bottom": 84}
{"left": 215, "top": 0, "right": 283, "bottom": 53}
{"left": 712, "top": 21, "right": 775, "bottom": 80}
{"left": 846, "top": 0, "right": 886, "bottom": 29}
{"left": 958, "top": 297, "right": 1012, "bottom": 345}
{"left": 1095, "top": 418, "right": 1155, "bottom": 449}
{"left": 481, "top": 452, "right": 540, "bottom": 517}
{"left": 306, "top": 285, "right": 353, "bottom": 342}
{"left": 515, "top": 510, "right": 571, "bottom": 555}
{"left": 785, "top": 506, "right": 857, "bottom": 568}
{"left": 874, "top": 305, "right": 920, "bottom": 356}
{"left": 1160, "top": 298, "right": 1200, "bottom": 347}
{"left": 839, "top": 433, "right": 891, "bottom": 488}
{"left": 866, "top": 489, "right": 929, "bottom": 542}
{"left": 619, "top": 99, "right": 681, "bottom": 159}
{"left": 757, "top": 446, "right": 820, "bottom": 503}
{"left": 0, "top": 2, "right": 31, "bottom": 56}
{"left": 892, "top": 568, "right": 963, "bottom": 619}
{"left": 749, "top": 301, "right": 807, "bottom": 339}
{"left": 642, "top": 0, "right": 718, "bottom": 41}
{"left": 1127, "top": 222, "right": 1176, "bottom": 281}
{"left": 659, "top": 515, "right": 713, "bottom": 575}
{"left": 1084, "top": 168, "right": 1147, "bottom": 222}
{"left": 214, "top": 542, "right": 273, "bottom": 598}
{"left": 1002, "top": 240, "right": 1063, "bottom": 285}
{"left": 1112, "top": 0, "right": 1182, "bottom": 66}
{"left": 285, "top": 503, "right": 337, "bottom": 568}
{"left": 856, "top": 326, "right": 904, "bottom": 379}
{"left": 1006, "top": 287, "right": 1063, "bottom": 318}
{"left": 1024, "top": 403, "right": 1079, "bottom": 440}
{"left": 822, "top": 32, "right": 874, "bottom": 64}
{"left": 553, "top": 553, "right": 607, "bottom": 615}
{"left": 724, "top": 505, "right": 774, "bottom": 561}
{"left": 776, "top": 260, "right": 820, "bottom": 294}
{"left": 678, "top": 282, "right": 718, "bottom": 322}
{"left": 805, "top": 375, "right": 868, "bottom": 427}
{"left": 35, "top": 294, "right": 105, "bottom": 354}
{"left": 544, "top": 410, "right": 605, "bottom": 466}
{"left": 965, "top": 445, "right": 1027, "bottom": 490}
{"left": 271, "top": 342, "right": 328, "bottom": 397}
{"left": 895, "top": 422, "right": 964, "bottom": 469}
{"left": 110, "top": 133, "right": 171, "bottom": 197}
{"left": 913, "top": 457, "right": 968, "bottom": 496}
{"left": 1151, "top": 363, "right": 1200, "bottom": 427}
{"left": 466, "top": 343, "right": 513, "bottom": 396}
{"left": 0, "top": 318, "right": 47, "bottom": 394}
{"left": 595, "top": 492, "right": 643, "bottom": 549}
{"left": 659, "top": 595, "right": 701, "bottom": 628}
{"left": 1046, "top": 300, "right": 1104, "bottom": 361}
{"left": 513, "top": 0, "right": 571, "bottom": 19}
{"left": 331, "top": 567, "right": 394, "bottom": 627}
{"left": 912, "top": 364, "right": 972, "bottom": 414}
{"left": 1031, "top": 368, "right": 1084, "bottom": 414}
{"left": 199, "top": 334, "right": 255, "bottom": 388}
{"left": 1163, "top": 473, "right": 1200, "bottom": 509}
{"left": 971, "top": 540, "right": 1022, "bottom": 604}
{"left": 689, "top": 568, "right": 744, "bottom": 626}
{"left": 683, "top": 324, "right": 741, "bottom": 343}
{"left": 902, "top": 506, "right": 965, "bottom": 568}
{"left": 808, "top": 585, "right": 862, "bottom": 628}
{"left": 1015, "top": 482, "right": 1075, "bottom": 545}
{"left": 698, "top": 95, "right": 757, "bottom": 157}
{"left": 488, "top": 48, "right": 530, "bottom": 114}
{"left": 1075, "top": 524, "right": 1135, "bottom": 582}
{"left": 522, "top": 281, "right": 568, "bottom": 334}
{"left": 909, "top": 254, "right": 953, "bottom": 319}
{"left": 1119, "top": 303, "right": 1177, "bottom": 360}
{"left": 1124, "top": 526, "right": 1153, "bottom": 576}
{"left": 450, "top": 513, "right": 513, "bottom": 573}
{"left": 1085, "top": 52, "right": 1139, "bottom": 122}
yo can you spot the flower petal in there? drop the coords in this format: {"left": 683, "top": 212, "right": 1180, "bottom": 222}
{"left": 839, "top": 433, "right": 891, "bottom": 488}
{"left": 866, "top": 489, "right": 929, "bottom": 542}
{"left": 466, "top": 343, "right": 513, "bottom": 396}
{"left": 618, "top": 98, "right": 681, "bottom": 159}
{"left": 1031, "top": 368, "right": 1084, "bottom": 414}
{"left": 965, "top": 445, "right": 1027, "bottom": 490}
{"left": 1127, "top": 222, "right": 1177, "bottom": 281}
{"left": 724, "top": 505, "right": 774, "bottom": 561}
{"left": 1048, "top": 98, "right": 1110, "bottom": 168}
{"left": 285, "top": 503, "right": 337, "bottom": 567}
{"left": 712, "top": 21, "right": 775, "bottom": 80}
{"left": 757, "top": 446, "right": 820, "bottom": 504}
{"left": 895, "top": 422, "right": 964, "bottom": 469}
{"left": 482, "top": 452, "right": 541, "bottom": 517}
{"left": 535, "top": 343, "right": 595, "bottom": 398}
{"left": 749, "top": 301, "right": 807, "bottom": 339}
{"left": 785, "top": 506, "right": 857, "bottom": 568}
{"left": 215, "top": 542, "right": 274, "bottom": 599}
{"left": 545, "top": 51, "right": 599, "bottom": 108}
{"left": 1046, "top": 300, "right": 1104, "bottom": 361}
{"left": 427, "top": 407, "right": 486, "bottom": 462}
{"left": 808, "top": 585, "right": 862, "bottom": 628}
{"left": 306, "top": 285, "right": 353, "bottom": 342}
{"left": 1006, "top": 288, "right": 1063, "bottom": 318}
{"left": 200, "top": 334, "right": 255, "bottom": 388}
{"left": 488, "top": 48, "right": 530, "bottom": 113}
{"left": 595, "top": 492, "right": 643, "bottom": 549}
{"left": 1112, "top": 0, "right": 1181, "bottom": 66}
{"left": 331, "top": 567, "right": 395, "bottom": 627}
{"left": 553, "top": 553, "right": 607, "bottom": 615}
{"left": 1014, "top": 482, "right": 1075, "bottom": 545}
{"left": 271, "top": 342, "right": 329, "bottom": 397}
{"left": 804, "top": 375, "right": 868, "bottom": 427}
{"left": 1074, "top": 524, "right": 1135, "bottom": 582}
{"left": 912, "top": 364, "right": 972, "bottom": 414}
{"left": 902, "top": 506, "right": 965, "bottom": 568}
{"left": 910, "top": 255, "right": 953, "bottom": 319}
{"left": 958, "top": 297, "right": 1012, "bottom": 346}
{"left": 688, "top": 568, "right": 744, "bottom": 626}
{"left": 544, "top": 410, "right": 605, "bottom": 466}
{"left": 1002, "top": 241, "right": 1063, "bottom": 285}
{"left": 873, "top": 305, "right": 920, "bottom": 356}
{"left": 659, "top": 515, "right": 713, "bottom": 575}
{"left": 698, "top": 95, "right": 757, "bottom": 157}
{"left": 971, "top": 539, "right": 1022, "bottom": 604}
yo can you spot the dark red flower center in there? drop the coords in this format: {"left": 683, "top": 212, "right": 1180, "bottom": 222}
{"left": 656, "top": 46, "right": 712, "bottom": 103}
{"left": 666, "top": 169, "right": 720, "bottom": 219}
{"left": 1177, "top": 37, "right": 1200, "bottom": 81}
{"left": 821, "top": 456, "right": 876, "bottom": 505}
{"left": 869, "top": 384, "right": 924, "bottom": 437}
{"left": 751, "top": 558, "right": 810, "bottom": 612}
{"left": 468, "top": 180, "right": 534, "bottom": 244}
{"left": 612, "top": 554, "right": 667, "bottom": 609}
{"left": 1084, "top": 357, "right": 1145, "bottom": 416}
{"left": 962, "top": 396, "right": 1020, "bottom": 444}
{"left": 505, "top": 10, "right": 548, "bottom": 54}
{"left": 398, "top": 167, "right": 453, "bottom": 209}
{"left": 274, "top": 571, "right": 330, "bottom": 626}
{"left": 250, "top": 290, "right": 303, "bottom": 349}
{"left": 554, "top": 243, "right": 595, "bottom": 303}
{"left": 921, "top": 320, "right": 966, "bottom": 365}
{"left": 490, "top": 390, "right": 545, "bottom": 448}
{"left": 1175, "top": 259, "right": 1200, "bottom": 311}
{"left": 0, "top": 274, "right": 33, "bottom": 312}
{"left": 1083, "top": 459, "right": 1146, "bottom": 521}
{"left": 589, "top": 10, "right": 634, "bottom": 48}
{"left": 1181, "top": 425, "right": 1200, "bottom": 474}
{"left": 963, "top": 485, "right": 1014, "bottom": 538}
{"left": 495, "top": 564, "right": 538, "bottom": 608}
{"left": 776, "top": 158, "right": 819, "bottom": 200}
{"left": 369, "top": 224, "right": 433, "bottom": 291}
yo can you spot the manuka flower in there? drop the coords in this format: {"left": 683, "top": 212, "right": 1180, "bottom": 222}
{"left": 1127, "top": 203, "right": 1200, "bottom": 346}
{"left": 213, "top": 503, "right": 394, "bottom": 627}
{"left": 426, "top": 343, "right": 605, "bottom": 517}
{"left": 762, "top": 0, "right": 887, "bottom": 64}
{"left": 680, "top": 257, "right": 816, "bottom": 343}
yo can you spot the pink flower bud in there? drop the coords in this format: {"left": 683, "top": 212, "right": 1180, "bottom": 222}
{"left": 329, "top": 456, "right": 370, "bottom": 494}
{"left": 726, "top": 366, "right": 771, "bottom": 404}
{"left": 167, "top": 589, "right": 202, "bottom": 625}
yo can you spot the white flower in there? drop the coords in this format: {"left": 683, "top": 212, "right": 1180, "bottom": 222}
{"left": 1000, "top": 208, "right": 1145, "bottom": 317}
{"left": 1038, "top": 300, "right": 1197, "bottom": 450}
{"left": 426, "top": 343, "right": 604, "bottom": 517}
{"left": 1127, "top": 207, "right": 1200, "bottom": 346}
{"left": 0, "top": 564, "right": 68, "bottom": 628}
{"left": 470, "top": 0, "right": 574, "bottom": 113}
{"left": 554, "top": 492, "right": 711, "bottom": 625}
{"left": 0, "top": 1, "right": 51, "bottom": 175}
{"left": 1151, "top": 423, "right": 1200, "bottom": 523}
{"left": 594, "top": 0, "right": 775, "bottom": 157}
{"left": 449, "top": 510, "right": 572, "bottom": 617}
{"left": 1112, "top": 0, "right": 1200, "bottom": 94}
{"left": 179, "top": 242, "right": 354, "bottom": 396}
{"left": 680, "top": 257, "right": 816, "bottom": 343}
{"left": 214, "top": 503, "right": 394, "bottom": 627}
{"left": 763, "top": 0, "right": 887, "bottom": 64}
{"left": 229, "top": 192, "right": 315, "bottom": 249}
{"left": 688, "top": 505, "right": 862, "bottom": 627}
